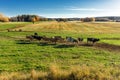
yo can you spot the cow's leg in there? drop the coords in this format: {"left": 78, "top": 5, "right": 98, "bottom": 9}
{"left": 92, "top": 41, "right": 95, "bottom": 46}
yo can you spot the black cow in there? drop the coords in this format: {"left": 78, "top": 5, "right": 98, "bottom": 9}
{"left": 26, "top": 33, "right": 43, "bottom": 41}
{"left": 32, "top": 33, "right": 43, "bottom": 41}
{"left": 32, "top": 35, "right": 43, "bottom": 41}
{"left": 87, "top": 38, "right": 100, "bottom": 44}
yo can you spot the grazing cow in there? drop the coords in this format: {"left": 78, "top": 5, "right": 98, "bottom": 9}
{"left": 87, "top": 38, "right": 100, "bottom": 44}
{"left": 32, "top": 33, "right": 43, "bottom": 41}
{"left": 54, "top": 36, "right": 64, "bottom": 42}
{"left": 66, "top": 37, "right": 78, "bottom": 43}
{"left": 50, "top": 37, "right": 58, "bottom": 44}
{"left": 32, "top": 35, "right": 43, "bottom": 41}
{"left": 42, "top": 36, "right": 51, "bottom": 42}
{"left": 42, "top": 36, "right": 64, "bottom": 44}
{"left": 41, "top": 36, "right": 56, "bottom": 44}
{"left": 54, "top": 36, "right": 62, "bottom": 40}
{"left": 26, "top": 33, "right": 43, "bottom": 41}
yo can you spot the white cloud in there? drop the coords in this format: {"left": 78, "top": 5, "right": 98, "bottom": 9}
{"left": 67, "top": 8, "right": 104, "bottom": 11}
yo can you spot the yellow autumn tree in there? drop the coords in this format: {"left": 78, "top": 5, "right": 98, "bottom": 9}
{"left": 31, "top": 17, "right": 36, "bottom": 24}
{"left": 31, "top": 16, "right": 40, "bottom": 24}
{"left": 0, "top": 13, "right": 9, "bottom": 22}
{"left": 3, "top": 17, "right": 9, "bottom": 22}
{"left": 35, "top": 16, "right": 40, "bottom": 21}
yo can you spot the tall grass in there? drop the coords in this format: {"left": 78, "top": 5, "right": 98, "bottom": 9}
{"left": 0, "top": 65, "right": 119, "bottom": 80}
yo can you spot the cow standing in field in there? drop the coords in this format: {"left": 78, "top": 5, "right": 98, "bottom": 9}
{"left": 26, "top": 33, "right": 43, "bottom": 41}
{"left": 66, "top": 37, "right": 78, "bottom": 43}
{"left": 48, "top": 36, "right": 64, "bottom": 44}
{"left": 87, "top": 38, "right": 100, "bottom": 44}
{"left": 32, "top": 33, "right": 43, "bottom": 41}
{"left": 42, "top": 36, "right": 57, "bottom": 44}
{"left": 54, "top": 36, "right": 64, "bottom": 42}
{"left": 32, "top": 35, "right": 43, "bottom": 41}
{"left": 42, "top": 36, "right": 50, "bottom": 42}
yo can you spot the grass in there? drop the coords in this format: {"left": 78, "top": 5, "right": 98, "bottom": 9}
{"left": 1, "top": 37, "right": 119, "bottom": 72}
{"left": 0, "top": 65, "right": 120, "bottom": 80}
{"left": 0, "top": 22, "right": 120, "bottom": 79}
{"left": 0, "top": 22, "right": 30, "bottom": 31}
{"left": 101, "top": 40, "right": 120, "bottom": 45}
{"left": 16, "top": 21, "right": 120, "bottom": 33}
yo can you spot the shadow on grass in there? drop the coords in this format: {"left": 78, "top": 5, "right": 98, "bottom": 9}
{"left": 16, "top": 40, "right": 37, "bottom": 44}
{"left": 37, "top": 42, "right": 76, "bottom": 48}
{"left": 16, "top": 40, "right": 31, "bottom": 44}
{"left": 16, "top": 40, "right": 93, "bottom": 48}
{"left": 54, "top": 44, "right": 75, "bottom": 48}
{"left": 37, "top": 42, "right": 56, "bottom": 46}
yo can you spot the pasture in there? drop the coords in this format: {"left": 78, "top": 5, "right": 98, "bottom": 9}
{"left": 0, "top": 22, "right": 120, "bottom": 79}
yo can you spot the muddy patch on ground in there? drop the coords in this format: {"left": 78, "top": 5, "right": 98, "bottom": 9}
{"left": 76, "top": 42, "right": 120, "bottom": 53}
{"left": 93, "top": 43, "right": 120, "bottom": 53}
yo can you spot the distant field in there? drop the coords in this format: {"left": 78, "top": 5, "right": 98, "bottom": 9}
{"left": 0, "top": 22, "right": 30, "bottom": 31}
{"left": 0, "top": 22, "right": 120, "bottom": 79}
{"left": 14, "top": 21, "right": 120, "bottom": 33}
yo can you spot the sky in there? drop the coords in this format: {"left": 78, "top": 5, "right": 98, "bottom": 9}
{"left": 0, "top": 0, "right": 120, "bottom": 18}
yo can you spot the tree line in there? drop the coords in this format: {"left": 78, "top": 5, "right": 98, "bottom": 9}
{"left": 0, "top": 13, "right": 96, "bottom": 22}
{"left": 80, "top": 17, "right": 95, "bottom": 22}
{"left": 10, "top": 15, "right": 50, "bottom": 22}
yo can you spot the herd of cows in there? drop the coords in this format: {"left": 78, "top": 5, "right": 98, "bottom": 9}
{"left": 26, "top": 33, "right": 100, "bottom": 45}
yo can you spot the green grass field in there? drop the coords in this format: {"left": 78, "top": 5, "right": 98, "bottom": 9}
{"left": 0, "top": 22, "right": 120, "bottom": 80}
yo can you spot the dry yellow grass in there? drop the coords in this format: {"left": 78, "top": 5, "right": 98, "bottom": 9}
{"left": 0, "top": 64, "right": 119, "bottom": 80}
{"left": 13, "top": 21, "right": 120, "bottom": 33}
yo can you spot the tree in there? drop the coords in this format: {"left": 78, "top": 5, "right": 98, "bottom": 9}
{"left": 31, "top": 17, "right": 36, "bottom": 24}
{"left": 56, "top": 18, "right": 68, "bottom": 22}
{"left": 35, "top": 16, "right": 40, "bottom": 21}
{"left": 0, "top": 13, "right": 9, "bottom": 22}
{"left": 2, "top": 17, "right": 9, "bottom": 22}
{"left": 81, "top": 17, "right": 95, "bottom": 22}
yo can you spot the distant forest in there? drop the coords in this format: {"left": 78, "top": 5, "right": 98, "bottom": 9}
{"left": 0, "top": 13, "right": 120, "bottom": 22}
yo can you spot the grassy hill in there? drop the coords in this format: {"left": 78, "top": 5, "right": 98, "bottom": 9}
{"left": 0, "top": 22, "right": 120, "bottom": 80}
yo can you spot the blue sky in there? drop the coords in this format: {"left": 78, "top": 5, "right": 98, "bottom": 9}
{"left": 0, "top": 0, "right": 120, "bottom": 18}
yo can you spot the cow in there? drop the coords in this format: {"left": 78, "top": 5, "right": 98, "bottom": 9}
{"left": 66, "top": 37, "right": 78, "bottom": 43}
{"left": 50, "top": 37, "right": 58, "bottom": 44}
{"left": 32, "top": 35, "right": 43, "bottom": 41}
{"left": 26, "top": 33, "right": 43, "bottom": 41}
{"left": 87, "top": 38, "right": 100, "bottom": 44}
{"left": 41, "top": 36, "right": 56, "bottom": 44}
{"left": 54, "top": 36, "right": 64, "bottom": 42}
